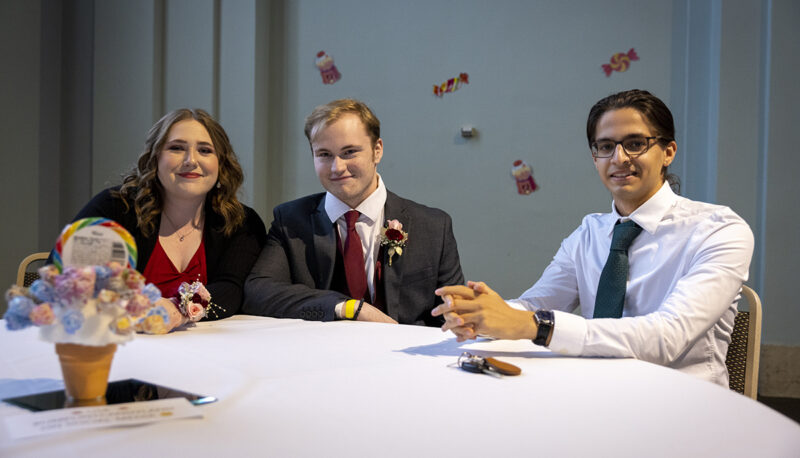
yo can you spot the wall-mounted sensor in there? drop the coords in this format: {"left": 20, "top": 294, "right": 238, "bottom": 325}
{"left": 460, "top": 126, "right": 475, "bottom": 138}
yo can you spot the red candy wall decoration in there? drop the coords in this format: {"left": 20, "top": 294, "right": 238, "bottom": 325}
{"left": 316, "top": 50, "right": 342, "bottom": 85}
{"left": 433, "top": 72, "right": 469, "bottom": 97}
{"left": 602, "top": 48, "right": 639, "bottom": 77}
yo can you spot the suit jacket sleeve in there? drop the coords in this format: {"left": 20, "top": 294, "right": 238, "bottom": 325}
{"left": 203, "top": 206, "right": 267, "bottom": 320}
{"left": 383, "top": 192, "right": 465, "bottom": 327}
{"left": 436, "top": 210, "right": 465, "bottom": 292}
{"left": 417, "top": 210, "right": 464, "bottom": 326}
{"left": 242, "top": 204, "right": 348, "bottom": 321}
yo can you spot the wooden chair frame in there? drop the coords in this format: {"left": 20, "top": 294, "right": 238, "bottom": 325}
{"left": 16, "top": 252, "right": 50, "bottom": 287}
{"left": 738, "top": 285, "right": 762, "bottom": 399}
{"left": 725, "top": 285, "right": 762, "bottom": 399}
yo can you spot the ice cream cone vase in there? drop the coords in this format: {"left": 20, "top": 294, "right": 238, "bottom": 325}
{"left": 55, "top": 343, "right": 117, "bottom": 402}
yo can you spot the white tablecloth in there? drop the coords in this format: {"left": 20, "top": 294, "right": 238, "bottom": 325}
{"left": 1, "top": 315, "right": 799, "bottom": 457}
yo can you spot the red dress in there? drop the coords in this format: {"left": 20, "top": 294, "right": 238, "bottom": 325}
{"left": 143, "top": 238, "right": 208, "bottom": 298}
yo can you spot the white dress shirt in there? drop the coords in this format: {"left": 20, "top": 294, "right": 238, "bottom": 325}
{"left": 325, "top": 175, "right": 387, "bottom": 305}
{"left": 509, "top": 182, "right": 754, "bottom": 386}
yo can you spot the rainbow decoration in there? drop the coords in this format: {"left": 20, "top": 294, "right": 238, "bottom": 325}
{"left": 52, "top": 217, "right": 137, "bottom": 272}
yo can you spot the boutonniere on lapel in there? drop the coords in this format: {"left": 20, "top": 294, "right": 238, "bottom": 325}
{"left": 379, "top": 219, "right": 408, "bottom": 266}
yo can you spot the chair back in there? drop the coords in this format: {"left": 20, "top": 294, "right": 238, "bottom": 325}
{"left": 725, "top": 285, "right": 762, "bottom": 399}
{"left": 16, "top": 252, "right": 50, "bottom": 287}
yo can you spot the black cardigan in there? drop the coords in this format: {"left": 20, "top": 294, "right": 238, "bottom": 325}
{"left": 67, "top": 187, "right": 267, "bottom": 320}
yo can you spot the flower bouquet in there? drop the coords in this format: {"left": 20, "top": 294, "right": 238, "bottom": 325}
{"left": 3, "top": 262, "right": 170, "bottom": 401}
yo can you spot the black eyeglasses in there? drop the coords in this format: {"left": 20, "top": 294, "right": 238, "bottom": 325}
{"left": 590, "top": 136, "right": 662, "bottom": 158}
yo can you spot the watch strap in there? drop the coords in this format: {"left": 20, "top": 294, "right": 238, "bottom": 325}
{"left": 533, "top": 310, "right": 554, "bottom": 346}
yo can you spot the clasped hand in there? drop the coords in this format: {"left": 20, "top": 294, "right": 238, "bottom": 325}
{"left": 432, "top": 281, "right": 536, "bottom": 342}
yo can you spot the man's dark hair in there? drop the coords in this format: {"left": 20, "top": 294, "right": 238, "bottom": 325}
{"left": 586, "top": 89, "right": 680, "bottom": 192}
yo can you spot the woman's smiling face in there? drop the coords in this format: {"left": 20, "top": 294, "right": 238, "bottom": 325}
{"left": 157, "top": 119, "right": 219, "bottom": 202}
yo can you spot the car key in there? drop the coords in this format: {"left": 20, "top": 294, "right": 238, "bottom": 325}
{"left": 458, "top": 352, "right": 510, "bottom": 378}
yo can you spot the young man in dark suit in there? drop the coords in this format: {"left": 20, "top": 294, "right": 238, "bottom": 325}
{"left": 243, "top": 99, "right": 464, "bottom": 326}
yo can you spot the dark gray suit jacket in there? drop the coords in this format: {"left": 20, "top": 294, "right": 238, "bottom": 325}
{"left": 242, "top": 191, "right": 464, "bottom": 326}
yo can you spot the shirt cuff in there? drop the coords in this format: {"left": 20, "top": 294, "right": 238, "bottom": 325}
{"left": 548, "top": 310, "right": 586, "bottom": 356}
{"left": 506, "top": 299, "right": 532, "bottom": 311}
{"left": 334, "top": 301, "right": 346, "bottom": 319}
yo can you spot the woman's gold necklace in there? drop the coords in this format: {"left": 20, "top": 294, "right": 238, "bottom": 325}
{"left": 162, "top": 211, "right": 200, "bottom": 242}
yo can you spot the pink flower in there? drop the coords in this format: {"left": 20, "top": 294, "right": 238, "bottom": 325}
{"left": 387, "top": 219, "right": 403, "bottom": 231}
{"left": 72, "top": 266, "right": 97, "bottom": 299}
{"left": 124, "top": 269, "right": 145, "bottom": 290}
{"left": 54, "top": 266, "right": 96, "bottom": 303}
{"left": 29, "top": 303, "right": 55, "bottom": 325}
{"left": 54, "top": 275, "right": 77, "bottom": 303}
{"left": 125, "top": 293, "right": 151, "bottom": 316}
{"left": 186, "top": 302, "right": 206, "bottom": 321}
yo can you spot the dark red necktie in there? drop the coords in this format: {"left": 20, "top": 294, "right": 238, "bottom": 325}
{"left": 343, "top": 210, "right": 368, "bottom": 300}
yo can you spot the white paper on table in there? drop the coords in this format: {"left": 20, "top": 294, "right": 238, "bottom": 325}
{"left": 4, "top": 397, "right": 203, "bottom": 439}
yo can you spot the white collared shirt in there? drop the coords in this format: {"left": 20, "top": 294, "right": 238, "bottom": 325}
{"left": 325, "top": 175, "right": 387, "bottom": 303}
{"left": 510, "top": 182, "right": 754, "bottom": 386}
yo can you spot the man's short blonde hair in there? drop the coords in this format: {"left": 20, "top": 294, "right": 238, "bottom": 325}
{"left": 304, "top": 99, "right": 381, "bottom": 148}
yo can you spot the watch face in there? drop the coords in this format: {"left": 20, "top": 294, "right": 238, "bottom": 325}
{"left": 535, "top": 310, "right": 552, "bottom": 326}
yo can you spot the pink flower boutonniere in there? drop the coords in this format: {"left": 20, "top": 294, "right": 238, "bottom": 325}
{"left": 379, "top": 219, "right": 408, "bottom": 266}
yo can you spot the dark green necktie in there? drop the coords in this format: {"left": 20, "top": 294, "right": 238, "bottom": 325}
{"left": 593, "top": 220, "right": 643, "bottom": 319}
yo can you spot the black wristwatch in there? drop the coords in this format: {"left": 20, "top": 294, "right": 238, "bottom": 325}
{"left": 532, "top": 310, "right": 554, "bottom": 347}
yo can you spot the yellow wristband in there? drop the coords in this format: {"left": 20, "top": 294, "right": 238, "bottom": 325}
{"left": 344, "top": 299, "right": 357, "bottom": 319}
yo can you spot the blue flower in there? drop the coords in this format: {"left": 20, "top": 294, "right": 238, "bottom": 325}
{"left": 147, "top": 305, "right": 170, "bottom": 322}
{"left": 94, "top": 265, "right": 112, "bottom": 293}
{"left": 61, "top": 309, "right": 85, "bottom": 334}
{"left": 4, "top": 312, "right": 32, "bottom": 330}
{"left": 4, "top": 296, "right": 36, "bottom": 330}
{"left": 7, "top": 295, "right": 36, "bottom": 316}
{"left": 29, "top": 280, "right": 56, "bottom": 303}
{"left": 141, "top": 283, "right": 162, "bottom": 303}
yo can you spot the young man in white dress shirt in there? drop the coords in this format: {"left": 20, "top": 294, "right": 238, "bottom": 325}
{"left": 433, "top": 89, "right": 754, "bottom": 386}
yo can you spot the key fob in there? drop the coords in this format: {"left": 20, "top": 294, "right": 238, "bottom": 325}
{"left": 460, "top": 358, "right": 485, "bottom": 374}
{"left": 484, "top": 357, "right": 522, "bottom": 376}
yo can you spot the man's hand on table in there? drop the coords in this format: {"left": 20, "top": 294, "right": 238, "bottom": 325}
{"left": 433, "top": 281, "right": 537, "bottom": 342}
